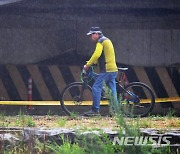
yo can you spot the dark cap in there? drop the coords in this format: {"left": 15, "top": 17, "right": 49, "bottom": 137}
{"left": 87, "top": 27, "right": 102, "bottom": 35}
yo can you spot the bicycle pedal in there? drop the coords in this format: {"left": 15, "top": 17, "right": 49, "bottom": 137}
{"left": 134, "top": 105, "right": 144, "bottom": 108}
{"left": 101, "top": 97, "right": 107, "bottom": 100}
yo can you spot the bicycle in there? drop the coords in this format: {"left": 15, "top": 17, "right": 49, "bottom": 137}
{"left": 60, "top": 66, "right": 155, "bottom": 117}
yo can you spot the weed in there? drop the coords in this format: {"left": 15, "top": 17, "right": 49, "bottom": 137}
{"left": 56, "top": 117, "right": 67, "bottom": 127}
{"left": 0, "top": 112, "right": 5, "bottom": 127}
{"left": 107, "top": 90, "right": 172, "bottom": 154}
{"left": 25, "top": 116, "right": 36, "bottom": 127}
{"left": 69, "top": 112, "right": 78, "bottom": 119}
{"left": 14, "top": 110, "right": 35, "bottom": 127}
{"left": 139, "top": 118, "right": 152, "bottom": 128}
{"left": 47, "top": 110, "right": 54, "bottom": 120}
{"left": 166, "top": 109, "right": 176, "bottom": 119}
{"left": 75, "top": 132, "right": 116, "bottom": 154}
{"left": 46, "top": 135, "right": 85, "bottom": 154}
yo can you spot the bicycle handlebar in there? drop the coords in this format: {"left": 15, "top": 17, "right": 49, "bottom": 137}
{"left": 81, "top": 66, "right": 95, "bottom": 83}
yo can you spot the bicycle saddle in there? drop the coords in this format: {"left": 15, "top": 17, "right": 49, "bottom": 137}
{"left": 118, "top": 67, "right": 128, "bottom": 71}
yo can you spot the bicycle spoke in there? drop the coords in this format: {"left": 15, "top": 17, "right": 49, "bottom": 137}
{"left": 119, "top": 82, "right": 155, "bottom": 117}
{"left": 61, "top": 82, "right": 92, "bottom": 115}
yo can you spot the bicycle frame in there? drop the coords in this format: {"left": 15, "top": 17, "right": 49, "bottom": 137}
{"left": 81, "top": 66, "right": 139, "bottom": 103}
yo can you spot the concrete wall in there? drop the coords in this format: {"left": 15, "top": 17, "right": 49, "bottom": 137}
{"left": 0, "top": 0, "right": 179, "bottom": 66}
{"left": 78, "top": 25, "right": 180, "bottom": 66}
{"left": 0, "top": 19, "right": 76, "bottom": 64}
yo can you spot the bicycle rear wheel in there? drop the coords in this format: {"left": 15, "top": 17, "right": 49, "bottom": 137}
{"left": 120, "top": 82, "right": 155, "bottom": 117}
{"left": 60, "top": 82, "right": 92, "bottom": 116}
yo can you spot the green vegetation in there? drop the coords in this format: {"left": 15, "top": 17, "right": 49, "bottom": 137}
{"left": 0, "top": 99, "right": 179, "bottom": 153}
{"left": 0, "top": 112, "right": 179, "bottom": 129}
{"left": 14, "top": 110, "right": 36, "bottom": 127}
{"left": 56, "top": 117, "right": 67, "bottom": 127}
{"left": 0, "top": 110, "right": 35, "bottom": 127}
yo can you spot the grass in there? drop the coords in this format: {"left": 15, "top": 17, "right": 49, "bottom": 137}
{"left": 55, "top": 117, "right": 68, "bottom": 127}
{"left": 0, "top": 99, "right": 179, "bottom": 153}
{"left": 0, "top": 113, "right": 179, "bottom": 153}
{"left": 0, "top": 111, "right": 35, "bottom": 127}
{"left": 2, "top": 134, "right": 174, "bottom": 154}
{"left": 0, "top": 114, "right": 179, "bottom": 129}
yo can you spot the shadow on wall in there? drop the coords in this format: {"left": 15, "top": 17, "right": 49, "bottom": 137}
{"left": 37, "top": 50, "right": 88, "bottom": 66}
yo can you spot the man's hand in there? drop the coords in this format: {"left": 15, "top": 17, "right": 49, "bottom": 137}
{"left": 83, "top": 65, "right": 89, "bottom": 71}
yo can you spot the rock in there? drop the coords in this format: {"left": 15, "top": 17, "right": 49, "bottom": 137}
{"left": 0, "top": 133, "right": 20, "bottom": 145}
{"left": 0, "top": 127, "right": 179, "bottom": 147}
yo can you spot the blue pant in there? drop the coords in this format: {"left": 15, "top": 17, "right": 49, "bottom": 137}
{"left": 92, "top": 72, "right": 118, "bottom": 111}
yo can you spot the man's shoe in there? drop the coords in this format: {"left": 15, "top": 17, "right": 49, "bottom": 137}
{"left": 84, "top": 110, "right": 100, "bottom": 117}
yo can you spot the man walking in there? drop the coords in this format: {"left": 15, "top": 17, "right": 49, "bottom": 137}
{"left": 83, "top": 27, "right": 118, "bottom": 116}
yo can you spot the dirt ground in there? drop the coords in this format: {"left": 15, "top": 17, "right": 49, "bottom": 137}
{"left": 1, "top": 115, "right": 180, "bottom": 130}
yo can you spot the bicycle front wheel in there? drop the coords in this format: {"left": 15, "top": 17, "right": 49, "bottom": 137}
{"left": 120, "top": 82, "right": 155, "bottom": 117}
{"left": 60, "top": 82, "right": 93, "bottom": 116}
